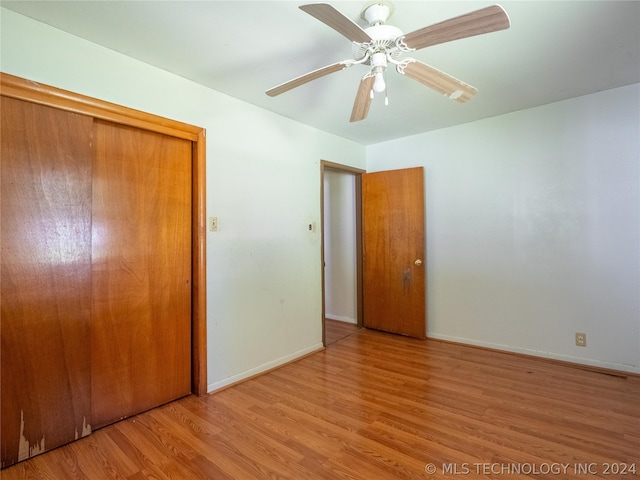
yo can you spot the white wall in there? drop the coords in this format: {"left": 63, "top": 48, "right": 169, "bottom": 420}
{"left": 367, "top": 84, "right": 640, "bottom": 373}
{"left": 323, "top": 171, "right": 357, "bottom": 324}
{"left": 0, "top": 8, "right": 366, "bottom": 391}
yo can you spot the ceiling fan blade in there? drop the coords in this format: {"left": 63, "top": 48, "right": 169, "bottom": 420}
{"left": 402, "top": 61, "right": 477, "bottom": 103}
{"left": 300, "top": 3, "right": 372, "bottom": 43}
{"left": 350, "top": 75, "right": 375, "bottom": 122}
{"left": 402, "top": 5, "right": 510, "bottom": 51}
{"left": 266, "top": 61, "right": 351, "bottom": 97}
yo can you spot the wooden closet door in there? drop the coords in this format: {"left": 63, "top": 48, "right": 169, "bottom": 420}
{"left": 91, "top": 120, "right": 192, "bottom": 428}
{"left": 1, "top": 97, "right": 93, "bottom": 467}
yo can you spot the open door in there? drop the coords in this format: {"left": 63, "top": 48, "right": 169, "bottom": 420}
{"left": 362, "top": 167, "right": 426, "bottom": 338}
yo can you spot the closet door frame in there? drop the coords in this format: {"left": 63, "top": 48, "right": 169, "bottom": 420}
{"left": 0, "top": 72, "right": 208, "bottom": 396}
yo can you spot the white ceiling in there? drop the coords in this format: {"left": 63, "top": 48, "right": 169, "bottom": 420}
{"left": 3, "top": 1, "right": 639, "bottom": 145}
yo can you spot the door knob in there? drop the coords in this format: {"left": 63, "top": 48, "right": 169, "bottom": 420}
{"left": 414, "top": 259, "right": 423, "bottom": 266}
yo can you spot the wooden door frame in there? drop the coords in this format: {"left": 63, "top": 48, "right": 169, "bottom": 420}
{"left": 0, "top": 73, "right": 208, "bottom": 396}
{"left": 320, "top": 160, "right": 365, "bottom": 346}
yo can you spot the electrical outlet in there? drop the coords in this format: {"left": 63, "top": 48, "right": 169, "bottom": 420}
{"left": 209, "top": 216, "right": 218, "bottom": 232}
{"left": 575, "top": 332, "right": 587, "bottom": 347}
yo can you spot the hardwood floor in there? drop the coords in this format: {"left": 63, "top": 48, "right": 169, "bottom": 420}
{"left": 3, "top": 329, "right": 638, "bottom": 479}
{"left": 325, "top": 318, "right": 359, "bottom": 345}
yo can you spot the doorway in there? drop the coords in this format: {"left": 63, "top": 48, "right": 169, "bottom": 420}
{"left": 321, "top": 162, "right": 427, "bottom": 345}
{"left": 320, "top": 161, "right": 364, "bottom": 346}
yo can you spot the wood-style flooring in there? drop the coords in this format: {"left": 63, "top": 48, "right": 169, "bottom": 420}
{"left": 325, "top": 318, "right": 359, "bottom": 346}
{"left": 3, "top": 329, "right": 638, "bottom": 479}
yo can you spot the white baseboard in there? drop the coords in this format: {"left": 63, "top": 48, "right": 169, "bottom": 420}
{"left": 325, "top": 314, "right": 357, "bottom": 324}
{"left": 207, "top": 342, "right": 324, "bottom": 393}
{"left": 427, "top": 333, "right": 640, "bottom": 375}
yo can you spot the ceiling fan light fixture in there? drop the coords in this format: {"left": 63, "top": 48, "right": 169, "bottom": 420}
{"left": 370, "top": 51, "right": 388, "bottom": 93}
{"left": 373, "top": 71, "right": 386, "bottom": 93}
{"left": 268, "top": 2, "right": 511, "bottom": 122}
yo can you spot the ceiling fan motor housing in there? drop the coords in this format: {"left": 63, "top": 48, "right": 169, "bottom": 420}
{"left": 352, "top": 23, "right": 404, "bottom": 62}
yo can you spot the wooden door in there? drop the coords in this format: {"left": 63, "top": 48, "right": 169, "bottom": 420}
{"left": 362, "top": 167, "right": 426, "bottom": 338}
{"left": 1, "top": 98, "right": 93, "bottom": 467}
{"left": 90, "top": 121, "right": 192, "bottom": 428}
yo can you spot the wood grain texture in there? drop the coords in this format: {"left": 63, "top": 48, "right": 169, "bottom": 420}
{"left": 403, "top": 5, "right": 510, "bottom": 51}
{"left": 1, "top": 72, "right": 208, "bottom": 397}
{"left": 362, "top": 167, "right": 426, "bottom": 338}
{"left": 1, "top": 98, "right": 93, "bottom": 468}
{"left": 2, "top": 329, "right": 638, "bottom": 479}
{"left": 266, "top": 63, "right": 349, "bottom": 97}
{"left": 325, "top": 319, "right": 359, "bottom": 346}
{"left": 0, "top": 73, "right": 202, "bottom": 141}
{"left": 191, "top": 130, "right": 208, "bottom": 396}
{"left": 403, "top": 61, "right": 477, "bottom": 103}
{"left": 299, "top": 4, "right": 372, "bottom": 43}
{"left": 350, "top": 75, "right": 375, "bottom": 123}
{"left": 91, "top": 121, "right": 192, "bottom": 428}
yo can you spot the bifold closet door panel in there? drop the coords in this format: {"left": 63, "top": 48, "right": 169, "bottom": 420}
{"left": 91, "top": 120, "right": 192, "bottom": 429}
{"left": 1, "top": 97, "right": 93, "bottom": 467}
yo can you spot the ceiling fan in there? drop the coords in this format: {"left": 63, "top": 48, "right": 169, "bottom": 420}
{"left": 265, "top": 2, "right": 510, "bottom": 122}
